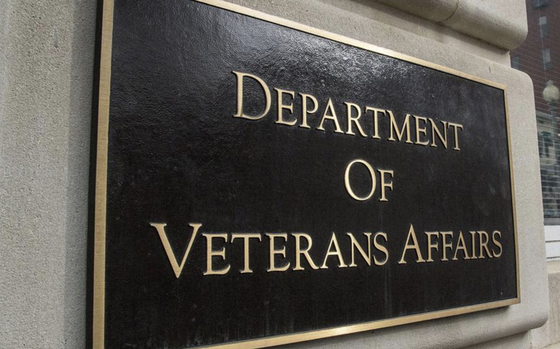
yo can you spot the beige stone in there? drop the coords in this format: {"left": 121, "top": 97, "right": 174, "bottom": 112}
{"left": 0, "top": 0, "right": 548, "bottom": 348}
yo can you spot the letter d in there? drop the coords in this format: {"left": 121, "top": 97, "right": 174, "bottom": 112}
{"left": 232, "top": 71, "right": 271, "bottom": 120}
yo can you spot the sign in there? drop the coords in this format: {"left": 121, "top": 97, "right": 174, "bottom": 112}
{"left": 90, "top": 0, "right": 519, "bottom": 348}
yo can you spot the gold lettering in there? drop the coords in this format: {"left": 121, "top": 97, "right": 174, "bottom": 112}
{"left": 414, "top": 115, "right": 430, "bottom": 146}
{"left": 344, "top": 159, "right": 376, "bottom": 202}
{"left": 374, "top": 232, "right": 389, "bottom": 266}
{"left": 231, "top": 233, "right": 262, "bottom": 274}
{"left": 274, "top": 88, "right": 297, "bottom": 126}
{"left": 492, "top": 230, "right": 503, "bottom": 258}
{"left": 299, "top": 93, "right": 318, "bottom": 129}
{"left": 150, "top": 223, "right": 201, "bottom": 279}
{"left": 232, "top": 71, "right": 271, "bottom": 120}
{"left": 293, "top": 233, "right": 319, "bottom": 270}
{"left": 448, "top": 122, "right": 464, "bottom": 150}
{"left": 440, "top": 231, "right": 453, "bottom": 261}
{"left": 470, "top": 231, "right": 478, "bottom": 259}
{"left": 365, "top": 106, "right": 385, "bottom": 139}
{"left": 347, "top": 232, "right": 372, "bottom": 267}
{"left": 388, "top": 111, "right": 412, "bottom": 143}
{"left": 429, "top": 119, "right": 448, "bottom": 148}
{"left": 345, "top": 102, "right": 367, "bottom": 137}
{"left": 203, "top": 233, "right": 231, "bottom": 276}
{"left": 267, "top": 233, "right": 290, "bottom": 272}
{"left": 317, "top": 98, "right": 344, "bottom": 133}
{"left": 379, "top": 169, "right": 394, "bottom": 202}
{"left": 321, "top": 233, "right": 348, "bottom": 269}
{"left": 398, "top": 224, "right": 426, "bottom": 264}
{"left": 453, "top": 231, "right": 470, "bottom": 260}
{"left": 426, "top": 231, "right": 439, "bottom": 262}
{"left": 478, "top": 231, "right": 493, "bottom": 258}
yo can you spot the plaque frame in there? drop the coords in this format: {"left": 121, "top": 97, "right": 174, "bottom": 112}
{"left": 90, "top": 0, "right": 521, "bottom": 348}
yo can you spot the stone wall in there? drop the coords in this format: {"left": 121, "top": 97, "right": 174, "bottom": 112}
{"left": 0, "top": 1, "right": 551, "bottom": 348}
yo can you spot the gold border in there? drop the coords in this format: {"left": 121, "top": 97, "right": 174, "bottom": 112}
{"left": 207, "top": 299, "right": 518, "bottom": 349}
{"left": 93, "top": 0, "right": 114, "bottom": 348}
{"left": 92, "top": 0, "right": 520, "bottom": 348}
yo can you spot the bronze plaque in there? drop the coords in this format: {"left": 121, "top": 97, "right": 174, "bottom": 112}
{"left": 90, "top": 0, "right": 519, "bottom": 348}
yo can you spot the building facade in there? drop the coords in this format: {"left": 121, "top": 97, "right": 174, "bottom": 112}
{"left": 512, "top": 0, "right": 560, "bottom": 261}
{"left": 0, "top": 0, "right": 558, "bottom": 348}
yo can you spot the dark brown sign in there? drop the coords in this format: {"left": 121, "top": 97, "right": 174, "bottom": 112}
{"left": 90, "top": 0, "right": 519, "bottom": 348}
